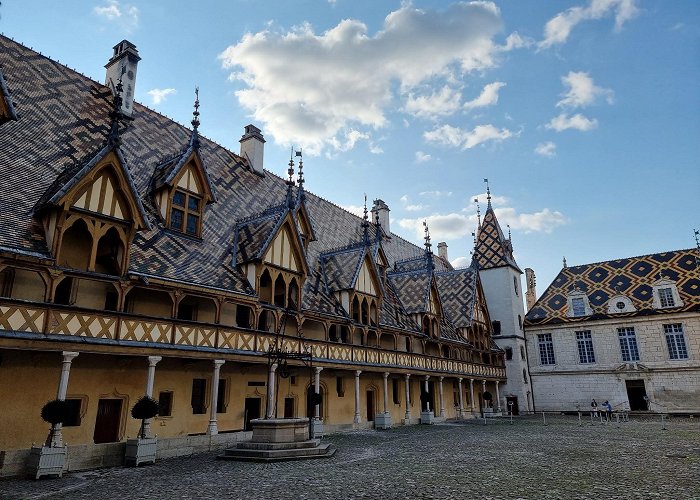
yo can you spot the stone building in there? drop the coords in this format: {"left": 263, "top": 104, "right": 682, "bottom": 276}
{"left": 0, "top": 36, "right": 507, "bottom": 473}
{"left": 524, "top": 248, "right": 700, "bottom": 413}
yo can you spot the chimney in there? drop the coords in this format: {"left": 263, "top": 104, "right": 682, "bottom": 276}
{"left": 525, "top": 268, "right": 537, "bottom": 311}
{"left": 239, "top": 124, "right": 265, "bottom": 175}
{"left": 371, "top": 199, "right": 390, "bottom": 235}
{"left": 437, "top": 242, "right": 448, "bottom": 261}
{"left": 105, "top": 40, "right": 140, "bottom": 117}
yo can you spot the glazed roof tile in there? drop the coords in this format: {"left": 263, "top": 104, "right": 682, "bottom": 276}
{"left": 474, "top": 206, "right": 521, "bottom": 272}
{"left": 525, "top": 248, "right": 700, "bottom": 326}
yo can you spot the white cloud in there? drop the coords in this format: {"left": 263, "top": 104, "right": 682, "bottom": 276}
{"left": 540, "top": 0, "right": 639, "bottom": 48}
{"left": 463, "top": 82, "right": 506, "bottom": 110}
{"left": 404, "top": 86, "right": 462, "bottom": 119}
{"left": 535, "top": 141, "right": 557, "bottom": 157}
{"left": 546, "top": 113, "right": 598, "bottom": 132}
{"left": 341, "top": 204, "right": 366, "bottom": 218}
{"left": 424, "top": 123, "right": 515, "bottom": 149}
{"left": 466, "top": 192, "right": 509, "bottom": 209}
{"left": 147, "top": 88, "right": 176, "bottom": 105}
{"left": 419, "top": 190, "right": 452, "bottom": 198}
{"left": 93, "top": 0, "right": 139, "bottom": 32}
{"left": 557, "top": 71, "right": 613, "bottom": 108}
{"left": 493, "top": 207, "right": 567, "bottom": 233}
{"left": 398, "top": 213, "right": 476, "bottom": 240}
{"left": 399, "top": 195, "right": 427, "bottom": 212}
{"left": 329, "top": 129, "right": 369, "bottom": 152}
{"left": 415, "top": 151, "right": 432, "bottom": 163}
{"left": 369, "top": 144, "right": 384, "bottom": 154}
{"left": 451, "top": 256, "right": 472, "bottom": 269}
{"left": 219, "top": 3, "right": 515, "bottom": 154}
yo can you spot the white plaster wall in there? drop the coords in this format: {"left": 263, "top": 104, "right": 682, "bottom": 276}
{"left": 525, "top": 312, "right": 700, "bottom": 412}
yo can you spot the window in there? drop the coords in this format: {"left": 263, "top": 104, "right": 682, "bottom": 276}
{"left": 104, "top": 291, "right": 119, "bottom": 311}
{"left": 576, "top": 330, "right": 596, "bottom": 364}
{"left": 217, "top": 379, "right": 227, "bottom": 413}
{"left": 658, "top": 287, "right": 675, "bottom": 308}
{"left": 170, "top": 189, "right": 202, "bottom": 237}
{"left": 618, "top": 327, "right": 640, "bottom": 362}
{"left": 537, "top": 333, "right": 555, "bottom": 365}
{"left": 158, "top": 391, "right": 173, "bottom": 417}
{"left": 664, "top": 324, "right": 688, "bottom": 360}
{"left": 492, "top": 321, "right": 501, "bottom": 335}
{"left": 518, "top": 315, "right": 522, "bottom": 330}
{"left": 392, "top": 379, "right": 400, "bottom": 405}
{"left": 178, "top": 303, "right": 196, "bottom": 321}
{"left": 336, "top": 376, "right": 345, "bottom": 397}
{"left": 522, "top": 369, "right": 528, "bottom": 384}
{"left": 505, "top": 347, "right": 513, "bottom": 360}
{"left": 63, "top": 398, "right": 83, "bottom": 426}
{"left": 520, "top": 346, "right": 526, "bottom": 361}
{"left": 191, "top": 378, "right": 207, "bottom": 414}
{"left": 571, "top": 297, "right": 586, "bottom": 317}
{"left": 513, "top": 276, "right": 519, "bottom": 296}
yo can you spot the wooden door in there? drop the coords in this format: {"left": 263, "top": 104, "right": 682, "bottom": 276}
{"left": 366, "top": 390, "right": 375, "bottom": 422}
{"left": 93, "top": 399, "right": 122, "bottom": 444}
{"left": 244, "top": 398, "right": 261, "bottom": 430}
{"left": 284, "top": 397, "right": 294, "bottom": 418}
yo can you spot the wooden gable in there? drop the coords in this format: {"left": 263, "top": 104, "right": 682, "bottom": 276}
{"left": 295, "top": 203, "right": 315, "bottom": 242}
{"left": 263, "top": 214, "right": 307, "bottom": 275}
{"left": 354, "top": 253, "right": 381, "bottom": 297}
{"left": 427, "top": 280, "right": 442, "bottom": 316}
{"left": 472, "top": 278, "right": 491, "bottom": 327}
{"left": 58, "top": 150, "right": 147, "bottom": 229}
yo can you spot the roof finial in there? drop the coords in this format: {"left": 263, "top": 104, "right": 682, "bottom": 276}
{"left": 694, "top": 228, "right": 700, "bottom": 275}
{"left": 296, "top": 148, "right": 304, "bottom": 190}
{"left": 423, "top": 220, "right": 434, "bottom": 270}
{"left": 190, "top": 86, "right": 200, "bottom": 149}
{"left": 286, "top": 147, "right": 295, "bottom": 208}
{"left": 563, "top": 256, "right": 568, "bottom": 268}
{"left": 507, "top": 224, "right": 512, "bottom": 242}
{"left": 361, "top": 194, "right": 370, "bottom": 244}
{"left": 475, "top": 198, "right": 481, "bottom": 228}
{"left": 484, "top": 178, "right": 492, "bottom": 208}
{"left": 108, "top": 75, "right": 125, "bottom": 146}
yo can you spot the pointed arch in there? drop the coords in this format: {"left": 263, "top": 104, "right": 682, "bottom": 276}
{"left": 58, "top": 219, "right": 92, "bottom": 271}
{"left": 288, "top": 277, "right": 300, "bottom": 310}
{"left": 273, "top": 274, "right": 286, "bottom": 307}
{"left": 95, "top": 226, "right": 125, "bottom": 275}
{"left": 259, "top": 269, "right": 273, "bottom": 303}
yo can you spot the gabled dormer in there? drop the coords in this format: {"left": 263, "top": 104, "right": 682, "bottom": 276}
{"left": 420, "top": 279, "right": 443, "bottom": 338}
{"left": 152, "top": 92, "right": 216, "bottom": 238}
{"left": 234, "top": 206, "right": 309, "bottom": 311}
{"left": 294, "top": 202, "right": 316, "bottom": 251}
{"left": 36, "top": 144, "right": 150, "bottom": 275}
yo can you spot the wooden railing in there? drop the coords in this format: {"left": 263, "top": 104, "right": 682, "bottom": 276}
{"left": 0, "top": 300, "right": 506, "bottom": 379}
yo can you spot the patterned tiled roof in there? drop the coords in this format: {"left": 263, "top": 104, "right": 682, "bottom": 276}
{"left": 436, "top": 265, "right": 478, "bottom": 329}
{"left": 151, "top": 144, "right": 217, "bottom": 203}
{"left": 474, "top": 205, "right": 521, "bottom": 272}
{"left": 0, "top": 35, "right": 484, "bottom": 336}
{"left": 321, "top": 245, "right": 366, "bottom": 292}
{"left": 525, "top": 248, "right": 700, "bottom": 326}
{"left": 0, "top": 68, "right": 18, "bottom": 124}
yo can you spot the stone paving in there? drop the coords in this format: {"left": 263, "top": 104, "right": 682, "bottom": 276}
{"left": 2, "top": 415, "right": 699, "bottom": 499}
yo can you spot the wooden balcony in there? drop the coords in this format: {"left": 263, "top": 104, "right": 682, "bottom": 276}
{"left": 0, "top": 300, "right": 506, "bottom": 380}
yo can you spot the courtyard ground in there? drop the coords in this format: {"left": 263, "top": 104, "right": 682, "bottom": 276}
{"left": 2, "top": 415, "right": 699, "bottom": 499}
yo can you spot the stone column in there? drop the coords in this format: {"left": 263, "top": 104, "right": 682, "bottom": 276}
{"left": 314, "top": 367, "right": 323, "bottom": 420}
{"left": 53, "top": 351, "right": 79, "bottom": 447}
{"left": 404, "top": 374, "right": 411, "bottom": 423}
{"left": 424, "top": 376, "right": 431, "bottom": 412}
{"left": 265, "top": 363, "right": 278, "bottom": 419}
{"left": 354, "top": 370, "right": 362, "bottom": 424}
{"left": 457, "top": 378, "right": 464, "bottom": 418}
{"left": 482, "top": 380, "right": 487, "bottom": 408}
{"left": 469, "top": 378, "right": 476, "bottom": 413}
{"left": 382, "top": 372, "right": 389, "bottom": 414}
{"left": 438, "top": 377, "right": 446, "bottom": 418}
{"left": 207, "top": 360, "right": 225, "bottom": 435}
{"left": 143, "top": 356, "right": 162, "bottom": 438}
{"left": 495, "top": 381, "right": 501, "bottom": 412}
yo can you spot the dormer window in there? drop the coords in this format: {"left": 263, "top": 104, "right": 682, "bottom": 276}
{"left": 566, "top": 288, "right": 592, "bottom": 318}
{"left": 169, "top": 189, "right": 202, "bottom": 237}
{"left": 652, "top": 278, "right": 683, "bottom": 310}
{"left": 607, "top": 295, "right": 636, "bottom": 314}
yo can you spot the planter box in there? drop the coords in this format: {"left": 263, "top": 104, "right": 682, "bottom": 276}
{"left": 375, "top": 412, "right": 392, "bottom": 429}
{"left": 125, "top": 437, "right": 157, "bottom": 466}
{"left": 420, "top": 411, "right": 435, "bottom": 425}
{"left": 28, "top": 445, "right": 66, "bottom": 479}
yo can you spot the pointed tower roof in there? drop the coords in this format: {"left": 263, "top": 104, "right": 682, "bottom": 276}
{"left": 473, "top": 204, "right": 521, "bottom": 273}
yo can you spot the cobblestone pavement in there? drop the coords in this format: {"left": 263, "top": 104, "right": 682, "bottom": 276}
{"left": 2, "top": 415, "right": 699, "bottom": 499}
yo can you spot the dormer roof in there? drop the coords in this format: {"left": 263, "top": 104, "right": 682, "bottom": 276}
{"left": 151, "top": 143, "right": 216, "bottom": 203}
{"left": 0, "top": 68, "right": 18, "bottom": 125}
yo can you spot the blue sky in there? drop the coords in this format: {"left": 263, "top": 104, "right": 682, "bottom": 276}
{"left": 2, "top": 0, "right": 699, "bottom": 295}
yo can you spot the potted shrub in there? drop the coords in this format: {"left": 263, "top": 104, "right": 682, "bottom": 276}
{"left": 125, "top": 396, "right": 159, "bottom": 466}
{"left": 28, "top": 399, "right": 69, "bottom": 479}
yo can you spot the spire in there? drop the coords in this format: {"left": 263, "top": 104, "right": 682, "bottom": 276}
{"left": 563, "top": 256, "right": 568, "bottom": 268}
{"left": 694, "top": 229, "right": 700, "bottom": 275}
{"left": 484, "top": 178, "right": 492, "bottom": 209}
{"left": 286, "top": 147, "right": 295, "bottom": 209}
{"left": 361, "top": 194, "right": 370, "bottom": 245}
{"left": 475, "top": 198, "right": 481, "bottom": 228}
{"left": 507, "top": 224, "right": 512, "bottom": 242}
{"left": 189, "top": 87, "right": 200, "bottom": 149}
{"left": 423, "top": 220, "right": 434, "bottom": 271}
{"left": 107, "top": 77, "right": 125, "bottom": 146}
{"left": 296, "top": 149, "right": 304, "bottom": 190}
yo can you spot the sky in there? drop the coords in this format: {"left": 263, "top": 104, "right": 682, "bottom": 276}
{"left": 2, "top": 0, "right": 699, "bottom": 296}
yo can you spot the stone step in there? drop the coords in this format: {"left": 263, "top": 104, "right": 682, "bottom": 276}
{"left": 218, "top": 443, "right": 336, "bottom": 462}
{"left": 236, "top": 439, "right": 321, "bottom": 451}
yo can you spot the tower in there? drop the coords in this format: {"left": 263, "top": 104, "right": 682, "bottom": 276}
{"left": 104, "top": 40, "right": 140, "bottom": 117}
{"left": 473, "top": 184, "right": 531, "bottom": 413}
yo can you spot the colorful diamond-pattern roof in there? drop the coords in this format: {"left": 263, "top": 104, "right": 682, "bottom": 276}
{"left": 473, "top": 206, "right": 520, "bottom": 272}
{"left": 525, "top": 248, "right": 700, "bottom": 326}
